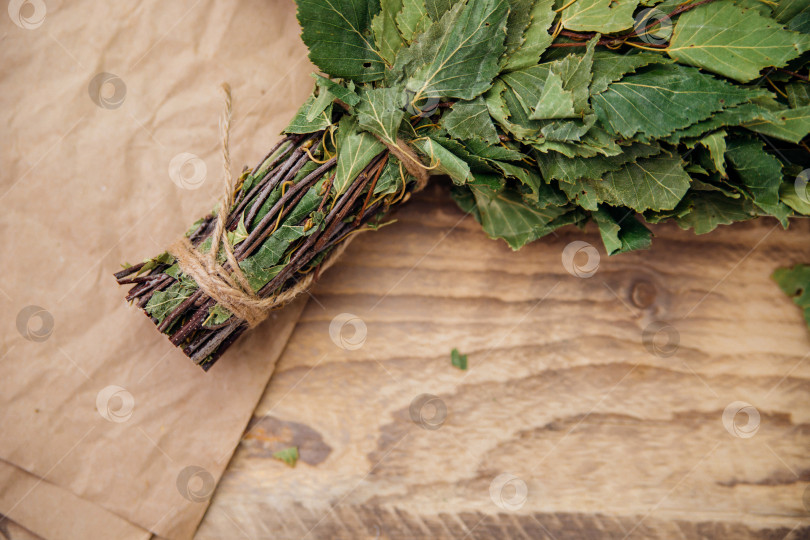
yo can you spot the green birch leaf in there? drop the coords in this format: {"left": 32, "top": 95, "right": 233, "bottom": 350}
{"left": 522, "top": 176, "right": 570, "bottom": 206}
{"left": 592, "top": 64, "right": 759, "bottom": 139}
{"left": 285, "top": 175, "right": 327, "bottom": 228}
{"left": 503, "top": 0, "right": 537, "bottom": 64}
{"left": 470, "top": 184, "right": 572, "bottom": 249}
{"left": 592, "top": 206, "right": 652, "bottom": 255}
{"left": 374, "top": 156, "right": 407, "bottom": 195}
{"left": 537, "top": 143, "right": 661, "bottom": 183}
{"left": 284, "top": 93, "right": 333, "bottom": 134}
{"left": 450, "top": 184, "right": 482, "bottom": 220}
{"left": 697, "top": 130, "right": 728, "bottom": 177}
{"left": 163, "top": 264, "right": 182, "bottom": 279}
{"left": 505, "top": 37, "right": 597, "bottom": 120}
{"left": 774, "top": 0, "right": 810, "bottom": 26}
{"left": 570, "top": 156, "right": 692, "bottom": 212}
{"left": 744, "top": 105, "right": 810, "bottom": 143}
{"left": 725, "top": 138, "right": 788, "bottom": 225}
{"left": 312, "top": 73, "right": 361, "bottom": 106}
{"left": 730, "top": 0, "right": 777, "bottom": 16}
{"left": 307, "top": 86, "right": 334, "bottom": 122}
{"left": 240, "top": 225, "right": 311, "bottom": 292}
{"left": 442, "top": 97, "right": 500, "bottom": 144}
{"left": 667, "top": 0, "right": 810, "bottom": 82}
{"left": 575, "top": 125, "right": 622, "bottom": 155}
{"left": 590, "top": 52, "right": 671, "bottom": 96}
{"left": 500, "top": 65, "right": 552, "bottom": 120}
{"left": 502, "top": 0, "right": 556, "bottom": 72}
{"left": 334, "top": 116, "right": 386, "bottom": 196}
{"left": 398, "top": 0, "right": 510, "bottom": 100}
{"left": 787, "top": 9, "right": 810, "bottom": 33}
{"left": 490, "top": 161, "right": 568, "bottom": 207}
{"left": 535, "top": 182, "right": 572, "bottom": 207}
{"left": 487, "top": 160, "right": 544, "bottom": 197}
{"left": 145, "top": 281, "right": 197, "bottom": 324}
{"left": 245, "top": 225, "right": 310, "bottom": 270}
{"left": 465, "top": 138, "right": 526, "bottom": 162}
{"left": 297, "top": 0, "right": 386, "bottom": 81}
{"left": 760, "top": 200, "right": 793, "bottom": 227}
{"left": 772, "top": 264, "right": 810, "bottom": 329}
{"left": 537, "top": 114, "right": 597, "bottom": 142}
{"left": 412, "top": 136, "right": 475, "bottom": 184}
{"left": 686, "top": 163, "right": 711, "bottom": 177}
{"left": 780, "top": 179, "right": 810, "bottom": 215}
{"left": 485, "top": 80, "right": 539, "bottom": 141}
{"left": 371, "top": 0, "right": 405, "bottom": 64}
{"left": 558, "top": 179, "right": 600, "bottom": 210}
{"left": 674, "top": 191, "right": 758, "bottom": 234}
{"left": 355, "top": 87, "right": 407, "bottom": 145}
{"left": 530, "top": 71, "right": 576, "bottom": 119}
{"left": 498, "top": 83, "right": 547, "bottom": 139}
{"left": 469, "top": 172, "right": 507, "bottom": 190}
{"left": 663, "top": 100, "right": 780, "bottom": 144}
{"left": 561, "top": 0, "right": 639, "bottom": 32}
{"left": 643, "top": 193, "right": 717, "bottom": 224}
{"left": 424, "top": 0, "right": 454, "bottom": 19}
{"left": 689, "top": 177, "right": 741, "bottom": 199}
{"left": 549, "top": 36, "right": 597, "bottom": 113}
{"left": 786, "top": 83, "right": 810, "bottom": 109}
{"left": 228, "top": 214, "right": 250, "bottom": 246}
{"left": 203, "top": 304, "right": 233, "bottom": 328}
{"left": 397, "top": 0, "right": 431, "bottom": 41}
{"left": 533, "top": 126, "right": 622, "bottom": 159}
{"left": 430, "top": 136, "right": 500, "bottom": 173}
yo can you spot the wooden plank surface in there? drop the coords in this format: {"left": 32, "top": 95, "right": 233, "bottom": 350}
{"left": 195, "top": 183, "right": 810, "bottom": 539}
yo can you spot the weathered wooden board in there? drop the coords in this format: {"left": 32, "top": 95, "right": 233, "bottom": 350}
{"left": 196, "top": 184, "right": 810, "bottom": 539}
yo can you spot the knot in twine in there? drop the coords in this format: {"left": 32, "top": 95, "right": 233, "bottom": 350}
{"left": 168, "top": 84, "right": 430, "bottom": 328}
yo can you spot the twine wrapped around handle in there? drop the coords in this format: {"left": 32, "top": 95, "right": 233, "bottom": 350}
{"left": 167, "top": 84, "right": 429, "bottom": 328}
{"left": 386, "top": 137, "right": 430, "bottom": 191}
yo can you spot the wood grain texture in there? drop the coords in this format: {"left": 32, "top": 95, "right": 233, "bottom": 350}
{"left": 196, "top": 183, "right": 810, "bottom": 539}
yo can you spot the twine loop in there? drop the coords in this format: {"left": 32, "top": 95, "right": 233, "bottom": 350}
{"left": 383, "top": 137, "right": 430, "bottom": 191}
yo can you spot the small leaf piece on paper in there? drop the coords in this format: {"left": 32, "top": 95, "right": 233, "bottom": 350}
{"left": 273, "top": 446, "right": 299, "bottom": 467}
{"left": 451, "top": 348, "right": 468, "bottom": 370}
